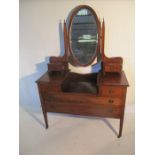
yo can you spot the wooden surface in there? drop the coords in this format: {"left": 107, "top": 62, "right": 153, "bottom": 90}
{"left": 36, "top": 71, "right": 128, "bottom": 86}
{"left": 36, "top": 71, "right": 129, "bottom": 138}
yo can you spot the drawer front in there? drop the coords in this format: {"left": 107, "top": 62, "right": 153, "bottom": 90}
{"left": 48, "top": 65, "right": 66, "bottom": 70}
{"left": 46, "top": 101, "right": 122, "bottom": 118}
{"left": 104, "top": 64, "right": 122, "bottom": 73}
{"left": 42, "top": 93, "right": 123, "bottom": 106}
{"left": 41, "top": 93, "right": 123, "bottom": 118}
{"left": 39, "top": 84, "right": 61, "bottom": 92}
{"left": 101, "top": 86, "right": 124, "bottom": 97}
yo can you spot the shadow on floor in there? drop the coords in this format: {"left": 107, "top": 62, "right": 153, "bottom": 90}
{"left": 48, "top": 112, "right": 118, "bottom": 136}
{"left": 19, "top": 57, "right": 50, "bottom": 127}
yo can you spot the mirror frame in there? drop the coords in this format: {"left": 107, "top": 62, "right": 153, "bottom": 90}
{"left": 68, "top": 5, "right": 100, "bottom": 66}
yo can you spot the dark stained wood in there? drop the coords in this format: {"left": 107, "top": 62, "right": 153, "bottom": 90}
{"left": 101, "top": 86, "right": 125, "bottom": 97}
{"left": 36, "top": 71, "right": 68, "bottom": 84}
{"left": 37, "top": 84, "right": 48, "bottom": 128}
{"left": 36, "top": 71, "right": 129, "bottom": 86}
{"left": 46, "top": 103, "right": 122, "bottom": 118}
{"left": 64, "top": 20, "right": 69, "bottom": 59}
{"left": 36, "top": 71, "right": 129, "bottom": 137}
{"left": 118, "top": 87, "right": 127, "bottom": 137}
{"left": 101, "top": 71, "right": 129, "bottom": 86}
{"left": 36, "top": 5, "right": 129, "bottom": 138}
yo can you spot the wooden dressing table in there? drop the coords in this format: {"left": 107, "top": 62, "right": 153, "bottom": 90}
{"left": 36, "top": 5, "right": 129, "bottom": 138}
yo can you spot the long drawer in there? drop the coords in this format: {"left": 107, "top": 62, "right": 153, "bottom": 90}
{"left": 42, "top": 93, "right": 123, "bottom": 118}
{"left": 42, "top": 92, "right": 123, "bottom": 106}
{"left": 46, "top": 103, "right": 121, "bottom": 118}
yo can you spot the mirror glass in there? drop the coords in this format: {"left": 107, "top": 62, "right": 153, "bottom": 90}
{"left": 70, "top": 8, "right": 98, "bottom": 65}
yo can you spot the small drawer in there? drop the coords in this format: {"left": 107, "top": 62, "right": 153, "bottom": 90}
{"left": 104, "top": 64, "right": 122, "bottom": 73}
{"left": 102, "top": 97, "right": 122, "bottom": 106}
{"left": 39, "top": 84, "right": 61, "bottom": 92}
{"left": 101, "top": 86, "right": 124, "bottom": 97}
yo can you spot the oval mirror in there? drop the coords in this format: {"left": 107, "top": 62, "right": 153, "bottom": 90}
{"left": 69, "top": 7, "right": 99, "bottom": 66}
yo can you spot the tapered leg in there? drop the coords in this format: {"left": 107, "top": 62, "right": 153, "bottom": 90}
{"left": 118, "top": 117, "right": 124, "bottom": 138}
{"left": 43, "top": 111, "right": 48, "bottom": 129}
{"left": 37, "top": 85, "right": 49, "bottom": 129}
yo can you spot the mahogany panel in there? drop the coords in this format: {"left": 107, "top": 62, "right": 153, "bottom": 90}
{"left": 42, "top": 92, "right": 123, "bottom": 106}
{"left": 46, "top": 102, "right": 122, "bottom": 118}
{"left": 39, "top": 84, "right": 61, "bottom": 93}
{"left": 36, "top": 71, "right": 129, "bottom": 86}
{"left": 104, "top": 64, "right": 122, "bottom": 73}
{"left": 101, "top": 86, "right": 125, "bottom": 97}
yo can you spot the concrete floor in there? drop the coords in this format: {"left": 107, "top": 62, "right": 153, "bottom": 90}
{"left": 19, "top": 107, "right": 134, "bottom": 155}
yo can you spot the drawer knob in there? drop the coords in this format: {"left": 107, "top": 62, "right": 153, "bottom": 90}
{"left": 108, "top": 99, "right": 114, "bottom": 103}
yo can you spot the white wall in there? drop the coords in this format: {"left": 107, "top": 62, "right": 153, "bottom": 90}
{"left": 19, "top": 0, "right": 134, "bottom": 112}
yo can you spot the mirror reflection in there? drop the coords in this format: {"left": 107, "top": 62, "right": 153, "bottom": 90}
{"left": 70, "top": 8, "right": 98, "bottom": 65}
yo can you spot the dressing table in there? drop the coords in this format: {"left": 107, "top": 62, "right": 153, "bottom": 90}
{"left": 36, "top": 5, "right": 129, "bottom": 138}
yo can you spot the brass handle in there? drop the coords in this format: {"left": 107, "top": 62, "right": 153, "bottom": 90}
{"left": 108, "top": 99, "right": 114, "bottom": 103}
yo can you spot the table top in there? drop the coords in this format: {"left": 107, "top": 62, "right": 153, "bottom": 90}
{"left": 101, "top": 71, "right": 129, "bottom": 86}
{"left": 36, "top": 71, "right": 129, "bottom": 86}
